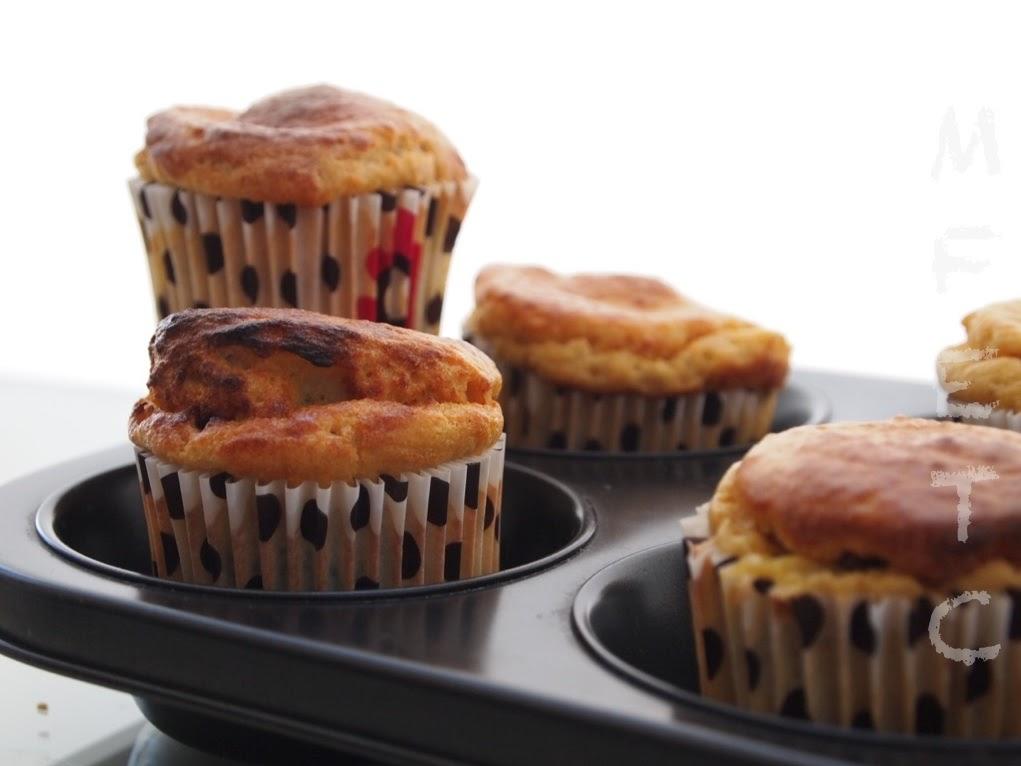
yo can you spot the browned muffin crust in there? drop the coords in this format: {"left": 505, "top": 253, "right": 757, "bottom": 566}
{"left": 938, "top": 300, "right": 1021, "bottom": 411}
{"left": 129, "top": 308, "right": 502, "bottom": 483}
{"left": 135, "top": 85, "right": 467, "bottom": 205}
{"left": 466, "top": 265, "right": 790, "bottom": 395}
{"left": 720, "top": 418, "right": 1021, "bottom": 586}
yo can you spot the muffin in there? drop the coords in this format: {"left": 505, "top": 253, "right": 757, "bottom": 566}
{"left": 130, "top": 308, "right": 505, "bottom": 591}
{"left": 681, "top": 418, "right": 1021, "bottom": 736}
{"left": 464, "top": 265, "right": 790, "bottom": 452}
{"left": 937, "top": 299, "right": 1021, "bottom": 429}
{"left": 129, "top": 85, "right": 476, "bottom": 334}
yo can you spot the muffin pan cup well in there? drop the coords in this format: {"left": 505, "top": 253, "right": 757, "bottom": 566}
{"left": 2, "top": 371, "right": 1013, "bottom": 765}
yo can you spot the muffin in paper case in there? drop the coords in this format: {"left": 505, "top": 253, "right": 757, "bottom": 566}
{"left": 681, "top": 503, "right": 1021, "bottom": 737}
{"left": 129, "top": 177, "right": 476, "bottom": 334}
{"left": 133, "top": 435, "right": 505, "bottom": 592}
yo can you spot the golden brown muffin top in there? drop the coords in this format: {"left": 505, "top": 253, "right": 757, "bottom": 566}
{"left": 938, "top": 300, "right": 1021, "bottom": 411}
{"left": 129, "top": 308, "right": 502, "bottom": 483}
{"left": 711, "top": 418, "right": 1021, "bottom": 587}
{"left": 135, "top": 85, "right": 468, "bottom": 206}
{"left": 465, "top": 265, "right": 790, "bottom": 395}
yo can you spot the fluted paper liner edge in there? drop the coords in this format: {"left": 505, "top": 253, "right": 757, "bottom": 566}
{"left": 133, "top": 435, "right": 505, "bottom": 592}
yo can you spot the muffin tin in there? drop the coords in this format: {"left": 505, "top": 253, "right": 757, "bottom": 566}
{"left": 1, "top": 370, "right": 1014, "bottom": 765}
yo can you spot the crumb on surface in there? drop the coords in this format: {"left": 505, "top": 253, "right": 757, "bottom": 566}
{"left": 36, "top": 702, "right": 48, "bottom": 714}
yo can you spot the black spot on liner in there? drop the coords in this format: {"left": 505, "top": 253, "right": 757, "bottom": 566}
{"left": 661, "top": 397, "right": 678, "bottom": 423}
{"left": 484, "top": 496, "right": 495, "bottom": 529}
{"left": 256, "top": 493, "right": 282, "bottom": 542}
{"left": 171, "top": 191, "right": 188, "bottom": 224}
{"left": 464, "top": 463, "right": 481, "bottom": 509}
{"left": 425, "top": 198, "right": 438, "bottom": 238}
{"left": 160, "top": 473, "right": 185, "bottom": 520}
{"left": 1009, "top": 589, "right": 1021, "bottom": 639}
{"left": 752, "top": 577, "right": 773, "bottom": 594}
{"left": 443, "top": 217, "right": 462, "bottom": 252}
{"left": 321, "top": 253, "right": 340, "bottom": 291}
{"left": 428, "top": 477, "right": 450, "bottom": 526}
{"left": 619, "top": 424, "right": 640, "bottom": 452}
{"left": 850, "top": 601, "right": 876, "bottom": 654}
{"left": 381, "top": 474, "right": 409, "bottom": 502}
{"left": 245, "top": 575, "right": 263, "bottom": 590}
{"left": 719, "top": 427, "right": 737, "bottom": 447}
{"left": 355, "top": 576, "right": 379, "bottom": 591}
{"left": 276, "top": 203, "right": 297, "bottom": 228}
{"left": 163, "top": 250, "right": 175, "bottom": 284}
{"left": 157, "top": 296, "right": 170, "bottom": 319}
{"left": 548, "top": 432, "right": 568, "bottom": 449}
{"left": 240, "top": 266, "right": 259, "bottom": 304}
{"left": 200, "top": 539, "right": 222, "bottom": 580}
{"left": 378, "top": 190, "right": 397, "bottom": 212}
{"left": 583, "top": 439, "right": 603, "bottom": 451}
{"left": 402, "top": 533, "right": 422, "bottom": 580}
{"left": 209, "top": 472, "right": 232, "bottom": 499}
{"left": 966, "top": 660, "right": 991, "bottom": 702}
{"left": 779, "top": 688, "right": 809, "bottom": 720}
{"left": 300, "top": 498, "right": 328, "bottom": 550}
{"left": 915, "top": 694, "right": 944, "bottom": 735}
{"left": 701, "top": 628, "right": 724, "bottom": 680}
{"left": 203, "top": 233, "right": 224, "bottom": 273}
{"left": 908, "top": 597, "right": 934, "bottom": 646}
{"left": 240, "top": 199, "right": 264, "bottom": 223}
{"left": 444, "top": 542, "right": 462, "bottom": 581}
{"left": 745, "top": 650, "right": 760, "bottom": 691}
{"left": 852, "top": 711, "right": 874, "bottom": 730}
{"left": 139, "top": 186, "right": 152, "bottom": 218}
{"left": 425, "top": 295, "right": 444, "bottom": 325}
{"left": 791, "top": 595, "right": 824, "bottom": 648}
{"left": 702, "top": 392, "right": 723, "bottom": 426}
{"left": 160, "top": 533, "right": 179, "bottom": 575}
{"left": 280, "top": 271, "right": 298, "bottom": 307}
{"left": 350, "top": 486, "right": 371, "bottom": 531}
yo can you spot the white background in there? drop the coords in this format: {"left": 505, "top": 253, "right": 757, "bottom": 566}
{"left": 3, "top": 0, "right": 1021, "bottom": 394}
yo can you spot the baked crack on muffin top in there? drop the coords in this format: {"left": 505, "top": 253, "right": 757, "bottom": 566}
{"left": 129, "top": 308, "right": 503, "bottom": 484}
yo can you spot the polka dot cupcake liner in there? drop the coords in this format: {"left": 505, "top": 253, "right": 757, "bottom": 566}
{"left": 472, "top": 351, "right": 778, "bottom": 452}
{"left": 132, "top": 435, "right": 505, "bottom": 592}
{"left": 128, "top": 177, "right": 477, "bottom": 333}
{"left": 681, "top": 505, "right": 1021, "bottom": 737}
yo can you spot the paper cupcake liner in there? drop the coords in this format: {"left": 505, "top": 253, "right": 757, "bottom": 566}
{"left": 680, "top": 506, "right": 1021, "bottom": 737}
{"left": 470, "top": 346, "right": 778, "bottom": 451}
{"left": 957, "top": 407, "right": 1021, "bottom": 433}
{"left": 132, "top": 435, "right": 505, "bottom": 592}
{"left": 128, "top": 177, "right": 477, "bottom": 334}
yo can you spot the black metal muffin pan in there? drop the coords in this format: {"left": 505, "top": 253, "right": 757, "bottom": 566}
{"left": 0, "top": 370, "right": 1013, "bottom": 766}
